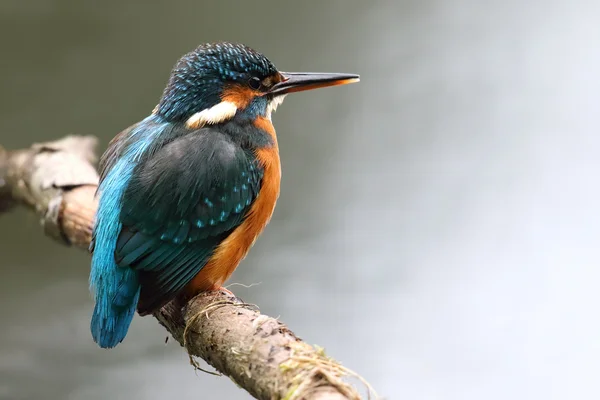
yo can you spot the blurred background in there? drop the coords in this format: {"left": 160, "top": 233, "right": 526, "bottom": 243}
{"left": 1, "top": 0, "right": 599, "bottom": 399}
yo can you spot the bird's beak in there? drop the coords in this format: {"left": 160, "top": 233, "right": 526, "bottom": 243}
{"left": 268, "top": 72, "right": 360, "bottom": 96}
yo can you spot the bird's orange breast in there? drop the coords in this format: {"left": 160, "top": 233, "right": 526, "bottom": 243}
{"left": 185, "top": 117, "right": 280, "bottom": 293}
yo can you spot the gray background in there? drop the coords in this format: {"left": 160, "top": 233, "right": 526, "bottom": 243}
{"left": 1, "top": 0, "right": 599, "bottom": 399}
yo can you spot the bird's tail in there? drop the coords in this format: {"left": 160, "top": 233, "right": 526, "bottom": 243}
{"left": 90, "top": 264, "right": 140, "bottom": 349}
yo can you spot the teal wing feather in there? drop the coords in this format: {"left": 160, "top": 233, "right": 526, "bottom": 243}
{"left": 116, "top": 127, "right": 263, "bottom": 314}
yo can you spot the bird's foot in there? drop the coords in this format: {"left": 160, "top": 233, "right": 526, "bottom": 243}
{"left": 209, "top": 285, "right": 235, "bottom": 297}
{"left": 206, "top": 285, "right": 257, "bottom": 311}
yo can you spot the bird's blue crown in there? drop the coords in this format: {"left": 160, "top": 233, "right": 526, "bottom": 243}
{"left": 156, "top": 42, "right": 278, "bottom": 121}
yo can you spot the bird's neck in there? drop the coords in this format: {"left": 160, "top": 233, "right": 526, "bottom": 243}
{"left": 180, "top": 96, "right": 278, "bottom": 150}
{"left": 154, "top": 94, "right": 279, "bottom": 151}
{"left": 216, "top": 113, "right": 277, "bottom": 150}
{"left": 218, "top": 95, "right": 281, "bottom": 150}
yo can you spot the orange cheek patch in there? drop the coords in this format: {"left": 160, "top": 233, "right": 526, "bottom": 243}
{"left": 221, "top": 84, "right": 261, "bottom": 109}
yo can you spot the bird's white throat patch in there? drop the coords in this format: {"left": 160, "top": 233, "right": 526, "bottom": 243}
{"left": 185, "top": 101, "right": 238, "bottom": 129}
{"left": 266, "top": 95, "right": 286, "bottom": 121}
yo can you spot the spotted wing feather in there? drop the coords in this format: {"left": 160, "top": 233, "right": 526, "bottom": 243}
{"left": 116, "top": 127, "right": 263, "bottom": 314}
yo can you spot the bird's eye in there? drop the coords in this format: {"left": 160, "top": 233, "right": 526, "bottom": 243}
{"left": 248, "top": 77, "right": 262, "bottom": 90}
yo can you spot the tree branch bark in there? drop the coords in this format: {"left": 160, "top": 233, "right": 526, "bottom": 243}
{"left": 0, "top": 136, "right": 371, "bottom": 400}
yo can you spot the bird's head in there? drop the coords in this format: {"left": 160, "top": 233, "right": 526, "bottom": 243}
{"left": 155, "top": 42, "right": 359, "bottom": 128}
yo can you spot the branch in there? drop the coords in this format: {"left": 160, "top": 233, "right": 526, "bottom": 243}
{"left": 0, "top": 136, "right": 373, "bottom": 400}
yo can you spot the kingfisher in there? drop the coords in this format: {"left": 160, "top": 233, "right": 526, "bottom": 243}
{"left": 89, "top": 42, "right": 359, "bottom": 348}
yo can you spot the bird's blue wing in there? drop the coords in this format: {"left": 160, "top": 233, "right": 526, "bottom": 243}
{"left": 90, "top": 115, "right": 171, "bottom": 347}
{"left": 116, "top": 127, "right": 263, "bottom": 314}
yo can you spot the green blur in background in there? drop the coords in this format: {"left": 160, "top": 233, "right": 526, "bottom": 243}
{"left": 1, "top": 0, "right": 599, "bottom": 399}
